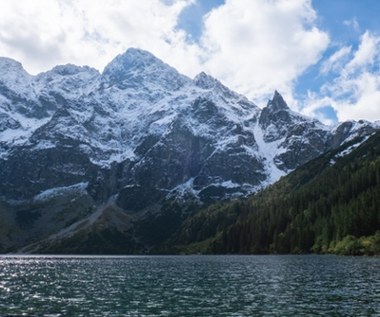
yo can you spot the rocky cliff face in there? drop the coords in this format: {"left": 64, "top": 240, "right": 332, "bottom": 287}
{"left": 0, "top": 48, "right": 379, "bottom": 252}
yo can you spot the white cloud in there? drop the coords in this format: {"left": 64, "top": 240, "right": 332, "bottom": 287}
{"left": 320, "top": 46, "right": 352, "bottom": 74}
{"left": 199, "top": 0, "right": 329, "bottom": 103}
{"left": 304, "top": 31, "right": 380, "bottom": 122}
{"left": 346, "top": 31, "right": 380, "bottom": 73}
{"left": 301, "top": 92, "right": 336, "bottom": 125}
{"left": 0, "top": 0, "right": 199, "bottom": 75}
{"left": 0, "top": 1, "right": 66, "bottom": 70}
{"left": 330, "top": 71, "right": 380, "bottom": 122}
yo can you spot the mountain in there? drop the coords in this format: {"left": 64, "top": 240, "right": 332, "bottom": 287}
{"left": 168, "top": 131, "right": 380, "bottom": 255}
{"left": 0, "top": 48, "right": 379, "bottom": 253}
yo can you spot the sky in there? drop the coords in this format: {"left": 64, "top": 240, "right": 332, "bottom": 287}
{"left": 0, "top": 0, "right": 379, "bottom": 125}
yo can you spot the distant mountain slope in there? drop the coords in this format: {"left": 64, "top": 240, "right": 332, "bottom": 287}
{"left": 168, "top": 131, "right": 380, "bottom": 255}
{"left": 0, "top": 48, "right": 379, "bottom": 253}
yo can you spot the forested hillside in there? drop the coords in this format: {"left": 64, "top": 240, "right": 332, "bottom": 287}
{"left": 167, "top": 131, "right": 380, "bottom": 255}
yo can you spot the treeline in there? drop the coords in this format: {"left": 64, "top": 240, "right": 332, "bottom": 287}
{"left": 170, "top": 132, "right": 380, "bottom": 255}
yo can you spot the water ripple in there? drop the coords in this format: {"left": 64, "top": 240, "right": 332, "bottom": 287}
{"left": 0, "top": 255, "right": 379, "bottom": 316}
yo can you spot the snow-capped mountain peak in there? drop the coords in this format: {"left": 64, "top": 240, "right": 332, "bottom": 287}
{"left": 102, "top": 48, "right": 190, "bottom": 90}
{"left": 0, "top": 57, "right": 28, "bottom": 75}
{"left": 43, "top": 64, "right": 99, "bottom": 77}
{"left": 0, "top": 57, "right": 34, "bottom": 97}
{"left": 194, "top": 71, "right": 221, "bottom": 89}
{"left": 103, "top": 48, "right": 160, "bottom": 75}
{"left": 35, "top": 64, "right": 100, "bottom": 99}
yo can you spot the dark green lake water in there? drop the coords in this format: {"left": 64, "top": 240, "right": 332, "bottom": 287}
{"left": 0, "top": 255, "right": 379, "bottom": 316}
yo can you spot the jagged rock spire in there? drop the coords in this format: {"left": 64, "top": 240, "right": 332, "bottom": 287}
{"left": 266, "top": 90, "right": 289, "bottom": 111}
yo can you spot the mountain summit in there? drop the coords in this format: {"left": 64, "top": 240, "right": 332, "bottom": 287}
{"left": 0, "top": 48, "right": 379, "bottom": 253}
{"left": 102, "top": 48, "right": 190, "bottom": 90}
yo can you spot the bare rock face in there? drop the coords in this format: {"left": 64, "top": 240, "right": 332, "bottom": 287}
{"left": 0, "top": 49, "right": 378, "bottom": 253}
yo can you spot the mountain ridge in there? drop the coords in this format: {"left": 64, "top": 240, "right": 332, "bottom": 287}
{"left": 0, "top": 48, "right": 379, "bottom": 253}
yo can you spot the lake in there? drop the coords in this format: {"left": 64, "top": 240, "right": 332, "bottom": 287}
{"left": 0, "top": 255, "right": 379, "bottom": 316}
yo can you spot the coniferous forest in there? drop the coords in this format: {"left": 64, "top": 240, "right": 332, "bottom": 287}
{"left": 166, "top": 131, "right": 380, "bottom": 255}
